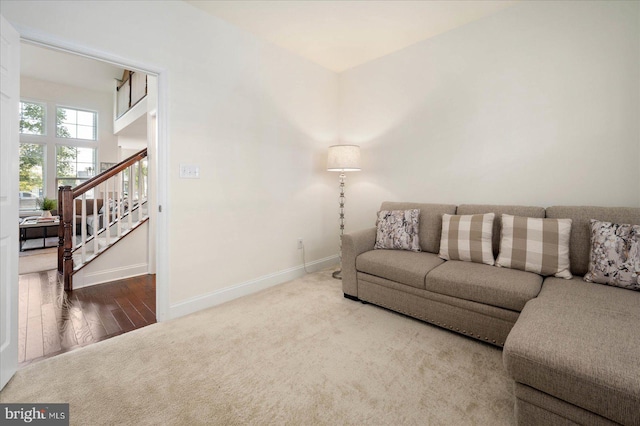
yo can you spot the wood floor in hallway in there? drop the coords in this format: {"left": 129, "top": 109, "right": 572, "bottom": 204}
{"left": 18, "top": 271, "right": 156, "bottom": 366}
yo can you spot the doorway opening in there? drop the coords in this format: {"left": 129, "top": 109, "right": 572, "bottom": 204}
{"left": 16, "top": 39, "right": 165, "bottom": 365}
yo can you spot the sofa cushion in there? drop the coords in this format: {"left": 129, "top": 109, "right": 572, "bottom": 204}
{"left": 496, "top": 214, "right": 572, "bottom": 279}
{"left": 584, "top": 219, "right": 640, "bottom": 291}
{"left": 380, "top": 202, "right": 457, "bottom": 254}
{"left": 503, "top": 277, "right": 640, "bottom": 425}
{"left": 546, "top": 206, "right": 640, "bottom": 276}
{"left": 374, "top": 209, "right": 421, "bottom": 252}
{"left": 438, "top": 213, "right": 495, "bottom": 265}
{"left": 456, "top": 204, "right": 545, "bottom": 258}
{"left": 424, "top": 260, "right": 543, "bottom": 311}
{"left": 356, "top": 250, "right": 444, "bottom": 289}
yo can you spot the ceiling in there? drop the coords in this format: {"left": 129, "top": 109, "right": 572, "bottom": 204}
{"left": 20, "top": 2, "right": 518, "bottom": 84}
{"left": 21, "top": 42, "right": 123, "bottom": 93}
{"left": 186, "top": 0, "right": 518, "bottom": 72}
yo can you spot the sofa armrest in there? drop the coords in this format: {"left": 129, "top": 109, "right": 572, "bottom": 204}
{"left": 342, "top": 227, "right": 377, "bottom": 298}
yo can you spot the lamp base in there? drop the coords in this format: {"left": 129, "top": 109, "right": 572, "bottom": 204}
{"left": 332, "top": 270, "right": 342, "bottom": 280}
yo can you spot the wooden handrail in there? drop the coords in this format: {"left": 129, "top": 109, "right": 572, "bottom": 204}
{"left": 73, "top": 148, "right": 147, "bottom": 198}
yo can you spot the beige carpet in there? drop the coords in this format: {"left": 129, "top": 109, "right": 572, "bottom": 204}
{"left": 18, "top": 247, "right": 57, "bottom": 275}
{"left": 0, "top": 270, "right": 514, "bottom": 425}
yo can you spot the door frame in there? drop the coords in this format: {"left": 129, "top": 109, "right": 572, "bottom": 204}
{"left": 15, "top": 23, "right": 170, "bottom": 322}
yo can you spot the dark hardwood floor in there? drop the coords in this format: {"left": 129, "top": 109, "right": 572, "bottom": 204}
{"left": 18, "top": 270, "right": 156, "bottom": 366}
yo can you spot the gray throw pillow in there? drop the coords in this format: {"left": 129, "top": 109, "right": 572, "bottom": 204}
{"left": 374, "top": 209, "right": 421, "bottom": 252}
{"left": 584, "top": 220, "right": 640, "bottom": 291}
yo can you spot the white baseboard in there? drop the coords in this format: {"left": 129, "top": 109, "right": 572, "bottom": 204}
{"left": 73, "top": 263, "right": 149, "bottom": 289}
{"left": 169, "top": 255, "right": 338, "bottom": 320}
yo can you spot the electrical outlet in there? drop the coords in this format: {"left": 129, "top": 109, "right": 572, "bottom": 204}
{"left": 297, "top": 238, "right": 304, "bottom": 250}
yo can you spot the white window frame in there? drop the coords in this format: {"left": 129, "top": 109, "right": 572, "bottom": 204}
{"left": 56, "top": 105, "right": 98, "bottom": 141}
{"left": 17, "top": 99, "right": 100, "bottom": 205}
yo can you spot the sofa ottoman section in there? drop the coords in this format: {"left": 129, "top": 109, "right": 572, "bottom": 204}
{"left": 503, "top": 278, "right": 640, "bottom": 425}
{"left": 513, "top": 383, "right": 619, "bottom": 426}
{"left": 425, "top": 260, "right": 543, "bottom": 312}
{"left": 356, "top": 250, "right": 444, "bottom": 289}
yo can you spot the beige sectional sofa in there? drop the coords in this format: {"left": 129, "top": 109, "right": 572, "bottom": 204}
{"left": 342, "top": 202, "right": 640, "bottom": 425}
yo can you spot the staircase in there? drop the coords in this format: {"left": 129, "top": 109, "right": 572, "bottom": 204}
{"left": 58, "top": 148, "right": 148, "bottom": 290}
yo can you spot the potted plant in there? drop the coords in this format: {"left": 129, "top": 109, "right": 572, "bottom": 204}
{"left": 37, "top": 197, "right": 57, "bottom": 217}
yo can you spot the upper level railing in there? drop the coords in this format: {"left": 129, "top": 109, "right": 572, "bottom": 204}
{"left": 58, "top": 148, "right": 148, "bottom": 290}
{"left": 116, "top": 70, "right": 147, "bottom": 118}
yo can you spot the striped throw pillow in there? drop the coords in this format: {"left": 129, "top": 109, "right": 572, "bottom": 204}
{"left": 438, "top": 213, "right": 495, "bottom": 265}
{"left": 496, "top": 214, "right": 572, "bottom": 278}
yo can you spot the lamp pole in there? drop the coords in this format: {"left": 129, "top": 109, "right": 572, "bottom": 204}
{"left": 327, "top": 144, "right": 361, "bottom": 280}
{"left": 333, "top": 171, "right": 346, "bottom": 279}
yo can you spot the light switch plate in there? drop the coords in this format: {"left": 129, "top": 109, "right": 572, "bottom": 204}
{"left": 179, "top": 164, "right": 200, "bottom": 179}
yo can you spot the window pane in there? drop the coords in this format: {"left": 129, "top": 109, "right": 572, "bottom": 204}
{"left": 56, "top": 146, "right": 96, "bottom": 182}
{"left": 19, "top": 101, "right": 45, "bottom": 135}
{"left": 59, "top": 108, "right": 75, "bottom": 124}
{"left": 57, "top": 146, "right": 77, "bottom": 178}
{"left": 56, "top": 107, "right": 97, "bottom": 141}
{"left": 57, "top": 123, "right": 76, "bottom": 139}
{"left": 77, "top": 125, "right": 95, "bottom": 140}
{"left": 77, "top": 162, "right": 95, "bottom": 178}
{"left": 19, "top": 143, "right": 45, "bottom": 210}
{"left": 77, "top": 147, "right": 95, "bottom": 163}
{"left": 77, "top": 111, "right": 95, "bottom": 126}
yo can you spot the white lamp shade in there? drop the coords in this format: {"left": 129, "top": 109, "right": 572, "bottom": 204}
{"left": 327, "top": 145, "right": 361, "bottom": 171}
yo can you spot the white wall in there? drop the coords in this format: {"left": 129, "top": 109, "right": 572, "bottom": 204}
{"left": 1, "top": 1, "right": 339, "bottom": 311}
{"left": 72, "top": 221, "right": 149, "bottom": 289}
{"left": 20, "top": 76, "right": 119, "bottom": 199}
{"left": 339, "top": 1, "right": 640, "bottom": 231}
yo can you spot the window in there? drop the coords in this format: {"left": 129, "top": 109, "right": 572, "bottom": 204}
{"left": 56, "top": 146, "right": 96, "bottom": 188}
{"left": 19, "top": 143, "right": 45, "bottom": 210}
{"left": 19, "top": 101, "right": 46, "bottom": 135}
{"left": 57, "top": 107, "right": 97, "bottom": 140}
{"left": 18, "top": 100, "right": 101, "bottom": 202}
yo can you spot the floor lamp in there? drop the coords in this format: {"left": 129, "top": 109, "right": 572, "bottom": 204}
{"left": 327, "top": 144, "right": 361, "bottom": 279}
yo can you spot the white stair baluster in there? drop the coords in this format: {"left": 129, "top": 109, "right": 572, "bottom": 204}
{"left": 138, "top": 160, "right": 143, "bottom": 221}
{"left": 128, "top": 165, "right": 133, "bottom": 230}
{"left": 81, "top": 193, "right": 87, "bottom": 263}
{"left": 72, "top": 198, "right": 77, "bottom": 249}
{"left": 116, "top": 170, "right": 122, "bottom": 238}
{"left": 104, "top": 179, "right": 110, "bottom": 245}
{"left": 93, "top": 197, "right": 98, "bottom": 255}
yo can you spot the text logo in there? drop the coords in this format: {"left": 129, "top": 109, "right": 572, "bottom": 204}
{"left": 1, "top": 404, "right": 69, "bottom": 425}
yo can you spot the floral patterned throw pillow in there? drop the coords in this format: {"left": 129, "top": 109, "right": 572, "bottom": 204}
{"left": 584, "top": 220, "right": 640, "bottom": 291}
{"left": 374, "top": 209, "right": 421, "bottom": 252}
